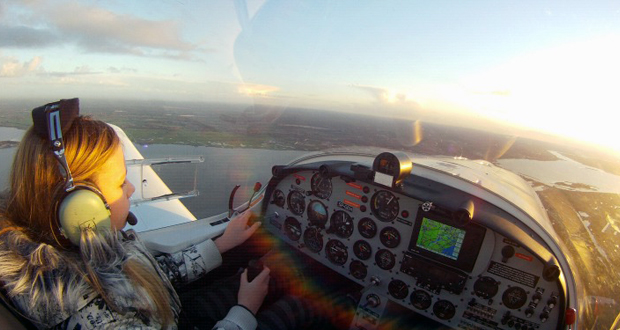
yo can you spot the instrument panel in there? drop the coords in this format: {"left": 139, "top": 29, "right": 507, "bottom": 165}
{"left": 262, "top": 156, "right": 566, "bottom": 330}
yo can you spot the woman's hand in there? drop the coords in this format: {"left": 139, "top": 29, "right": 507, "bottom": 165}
{"left": 238, "top": 267, "right": 270, "bottom": 315}
{"left": 214, "top": 211, "right": 261, "bottom": 254}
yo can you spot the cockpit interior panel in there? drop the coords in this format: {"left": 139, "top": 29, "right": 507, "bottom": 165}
{"left": 261, "top": 153, "right": 567, "bottom": 330}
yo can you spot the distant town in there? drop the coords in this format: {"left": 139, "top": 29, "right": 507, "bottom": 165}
{"left": 1, "top": 99, "right": 617, "bottom": 171}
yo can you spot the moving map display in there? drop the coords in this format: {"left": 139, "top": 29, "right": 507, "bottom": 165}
{"left": 416, "top": 217, "right": 465, "bottom": 260}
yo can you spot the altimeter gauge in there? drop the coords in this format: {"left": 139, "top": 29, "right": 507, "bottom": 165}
{"left": 311, "top": 172, "right": 332, "bottom": 199}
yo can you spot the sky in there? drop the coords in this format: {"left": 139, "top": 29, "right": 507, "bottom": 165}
{"left": 1, "top": 0, "right": 620, "bottom": 152}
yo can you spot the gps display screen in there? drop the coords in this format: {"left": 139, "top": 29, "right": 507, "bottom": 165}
{"left": 409, "top": 208, "right": 486, "bottom": 273}
{"left": 416, "top": 217, "right": 466, "bottom": 260}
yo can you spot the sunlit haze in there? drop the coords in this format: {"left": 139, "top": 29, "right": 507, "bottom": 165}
{"left": 1, "top": 0, "right": 619, "bottom": 151}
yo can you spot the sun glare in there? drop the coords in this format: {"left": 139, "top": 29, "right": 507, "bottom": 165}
{"left": 455, "top": 35, "right": 620, "bottom": 153}
{"left": 238, "top": 83, "right": 279, "bottom": 97}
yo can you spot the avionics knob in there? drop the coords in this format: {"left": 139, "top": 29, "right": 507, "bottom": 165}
{"left": 525, "top": 307, "right": 535, "bottom": 318}
{"left": 502, "top": 245, "right": 515, "bottom": 263}
{"left": 365, "top": 294, "right": 381, "bottom": 308}
{"left": 547, "top": 295, "right": 558, "bottom": 309}
{"left": 532, "top": 291, "right": 542, "bottom": 304}
{"left": 540, "top": 311, "right": 550, "bottom": 323}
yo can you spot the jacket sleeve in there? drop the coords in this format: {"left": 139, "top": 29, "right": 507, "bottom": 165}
{"left": 212, "top": 305, "right": 257, "bottom": 330}
{"left": 51, "top": 296, "right": 168, "bottom": 330}
{"left": 154, "top": 238, "right": 223, "bottom": 287}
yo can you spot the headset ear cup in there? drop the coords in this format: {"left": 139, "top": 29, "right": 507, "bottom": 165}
{"left": 58, "top": 186, "right": 111, "bottom": 246}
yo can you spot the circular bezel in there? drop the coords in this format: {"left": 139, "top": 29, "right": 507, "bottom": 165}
{"left": 375, "top": 249, "right": 396, "bottom": 270}
{"left": 502, "top": 286, "right": 528, "bottom": 310}
{"left": 272, "top": 189, "right": 286, "bottom": 207}
{"left": 283, "top": 217, "right": 302, "bottom": 241}
{"left": 303, "top": 227, "right": 324, "bottom": 253}
{"left": 287, "top": 190, "right": 306, "bottom": 215}
{"left": 388, "top": 279, "right": 409, "bottom": 300}
{"left": 353, "top": 240, "right": 372, "bottom": 260}
{"left": 370, "top": 190, "right": 399, "bottom": 222}
{"left": 307, "top": 200, "right": 329, "bottom": 227}
{"left": 410, "top": 290, "right": 432, "bottom": 310}
{"left": 325, "top": 239, "right": 348, "bottom": 265}
{"left": 310, "top": 172, "right": 332, "bottom": 199}
{"left": 358, "top": 217, "right": 378, "bottom": 238}
{"left": 379, "top": 226, "right": 401, "bottom": 248}
{"left": 349, "top": 260, "right": 368, "bottom": 280}
{"left": 329, "top": 210, "right": 354, "bottom": 238}
{"left": 433, "top": 300, "right": 456, "bottom": 320}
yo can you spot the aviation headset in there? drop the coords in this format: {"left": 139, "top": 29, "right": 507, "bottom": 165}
{"left": 32, "top": 98, "right": 112, "bottom": 246}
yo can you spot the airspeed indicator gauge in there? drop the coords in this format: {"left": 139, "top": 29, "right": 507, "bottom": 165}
{"left": 371, "top": 190, "right": 399, "bottom": 222}
{"left": 311, "top": 172, "right": 332, "bottom": 199}
{"left": 287, "top": 191, "right": 305, "bottom": 215}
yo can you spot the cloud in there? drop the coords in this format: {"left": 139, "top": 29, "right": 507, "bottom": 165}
{"left": 107, "top": 66, "right": 137, "bottom": 74}
{"left": 0, "top": 24, "right": 58, "bottom": 48}
{"left": 39, "top": 65, "right": 104, "bottom": 78}
{"left": 351, "top": 84, "right": 422, "bottom": 108}
{"left": 3, "top": 1, "right": 207, "bottom": 59}
{"left": 0, "top": 54, "right": 107, "bottom": 78}
{"left": 50, "top": 4, "right": 199, "bottom": 57}
{"left": 0, "top": 55, "right": 41, "bottom": 77}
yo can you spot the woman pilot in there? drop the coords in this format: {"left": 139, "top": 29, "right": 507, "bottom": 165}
{"left": 0, "top": 99, "right": 323, "bottom": 329}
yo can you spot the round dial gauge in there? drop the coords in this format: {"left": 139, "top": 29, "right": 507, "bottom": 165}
{"left": 433, "top": 300, "right": 456, "bottom": 320}
{"left": 303, "top": 227, "right": 324, "bottom": 253}
{"left": 379, "top": 227, "right": 401, "bottom": 248}
{"left": 388, "top": 279, "right": 409, "bottom": 300}
{"left": 287, "top": 191, "right": 306, "bottom": 215}
{"left": 375, "top": 249, "right": 396, "bottom": 270}
{"left": 410, "top": 290, "right": 432, "bottom": 310}
{"left": 502, "top": 286, "right": 528, "bottom": 309}
{"left": 370, "top": 191, "right": 399, "bottom": 222}
{"left": 283, "top": 217, "right": 302, "bottom": 241}
{"left": 349, "top": 260, "right": 367, "bottom": 280}
{"left": 311, "top": 173, "right": 332, "bottom": 199}
{"left": 328, "top": 211, "right": 354, "bottom": 238}
{"left": 353, "top": 240, "right": 372, "bottom": 260}
{"left": 358, "top": 217, "right": 377, "bottom": 238}
{"left": 272, "top": 189, "right": 285, "bottom": 208}
{"left": 307, "top": 200, "right": 328, "bottom": 227}
{"left": 325, "top": 239, "right": 348, "bottom": 266}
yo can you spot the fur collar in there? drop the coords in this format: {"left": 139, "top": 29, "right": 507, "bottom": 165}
{"left": 0, "top": 228, "right": 180, "bottom": 328}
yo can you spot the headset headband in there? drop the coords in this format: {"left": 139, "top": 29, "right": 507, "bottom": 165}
{"left": 32, "top": 98, "right": 80, "bottom": 191}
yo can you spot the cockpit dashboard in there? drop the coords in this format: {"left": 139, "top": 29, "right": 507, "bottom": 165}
{"left": 261, "top": 151, "right": 570, "bottom": 330}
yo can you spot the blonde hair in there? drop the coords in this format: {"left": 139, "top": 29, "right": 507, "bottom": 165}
{"left": 1, "top": 116, "right": 174, "bottom": 327}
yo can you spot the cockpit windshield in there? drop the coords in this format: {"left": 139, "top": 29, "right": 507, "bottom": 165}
{"left": 1, "top": 1, "right": 619, "bottom": 329}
